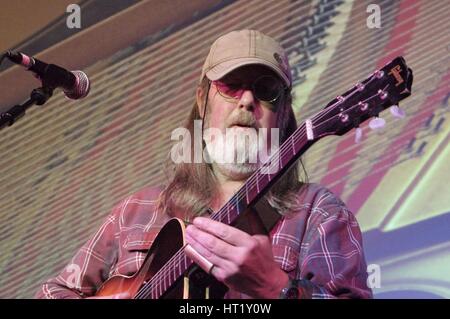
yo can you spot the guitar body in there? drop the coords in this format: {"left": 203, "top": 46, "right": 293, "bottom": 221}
{"left": 95, "top": 218, "right": 226, "bottom": 299}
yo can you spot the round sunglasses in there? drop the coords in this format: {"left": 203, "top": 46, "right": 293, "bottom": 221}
{"left": 212, "top": 75, "right": 287, "bottom": 104}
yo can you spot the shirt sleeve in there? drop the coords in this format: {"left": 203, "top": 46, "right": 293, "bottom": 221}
{"left": 296, "top": 194, "right": 373, "bottom": 299}
{"left": 35, "top": 200, "right": 122, "bottom": 299}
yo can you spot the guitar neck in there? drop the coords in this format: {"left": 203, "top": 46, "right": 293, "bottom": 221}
{"left": 210, "top": 120, "right": 319, "bottom": 225}
{"left": 136, "top": 56, "right": 413, "bottom": 299}
{"left": 135, "top": 120, "right": 318, "bottom": 299}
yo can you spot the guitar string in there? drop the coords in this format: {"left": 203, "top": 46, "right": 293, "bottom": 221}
{"left": 135, "top": 112, "right": 314, "bottom": 298}
{"left": 137, "top": 90, "right": 387, "bottom": 298}
{"left": 135, "top": 79, "right": 391, "bottom": 298}
{"left": 135, "top": 107, "right": 319, "bottom": 298}
{"left": 136, "top": 95, "right": 366, "bottom": 299}
{"left": 135, "top": 75, "right": 396, "bottom": 298}
{"left": 135, "top": 85, "right": 391, "bottom": 298}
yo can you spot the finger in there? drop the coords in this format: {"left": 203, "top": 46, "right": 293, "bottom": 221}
{"left": 185, "top": 230, "right": 226, "bottom": 268}
{"left": 184, "top": 244, "right": 234, "bottom": 283}
{"left": 192, "top": 217, "right": 253, "bottom": 247}
{"left": 186, "top": 225, "right": 239, "bottom": 261}
{"left": 185, "top": 231, "right": 235, "bottom": 275}
{"left": 185, "top": 231, "right": 214, "bottom": 273}
{"left": 184, "top": 242, "right": 214, "bottom": 274}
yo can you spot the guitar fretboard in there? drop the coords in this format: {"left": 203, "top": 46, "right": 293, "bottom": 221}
{"left": 133, "top": 56, "right": 413, "bottom": 298}
{"left": 134, "top": 119, "right": 318, "bottom": 299}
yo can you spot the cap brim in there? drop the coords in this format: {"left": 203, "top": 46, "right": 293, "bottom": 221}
{"left": 205, "top": 57, "right": 291, "bottom": 87}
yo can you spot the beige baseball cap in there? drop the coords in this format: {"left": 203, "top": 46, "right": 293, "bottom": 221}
{"left": 200, "top": 29, "right": 292, "bottom": 88}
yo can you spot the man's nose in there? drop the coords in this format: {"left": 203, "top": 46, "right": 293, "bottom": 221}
{"left": 237, "top": 90, "right": 256, "bottom": 111}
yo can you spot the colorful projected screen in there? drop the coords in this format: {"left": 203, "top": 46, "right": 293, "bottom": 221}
{"left": 0, "top": 0, "right": 448, "bottom": 298}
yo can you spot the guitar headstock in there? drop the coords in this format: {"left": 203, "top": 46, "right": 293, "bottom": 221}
{"left": 312, "top": 56, "right": 413, "bottom": 138}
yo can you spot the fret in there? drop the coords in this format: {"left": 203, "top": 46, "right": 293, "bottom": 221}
{"left": 179, "top": 255, "right": 184, "bottom": 276}
{"left": 235, "top": 195, "right": 240, "bottom": 215}
{"left": 169, "top": 266, "right": 174, "bottom": 285}
{"left": 174, "top": 264, "right": 178, "bottom": 282}
{"left": 174, "top": 259, "right": 179, "bottom": 281}
{"left": 184, "top": 254, "right": 188, "bottom": 270}
{"left": 291, "top": 135, "right": 296, "bottom": 154}
{"left": 305, "top": 119, "right": 314, "bottom": 140}
{"left": 178, "top": 256, "right": 182, "bottom": 278}
{"left": 279, "top": 152, "right": 284, "bottom": 170}
{"left": 227, "top": 204, "right": 231, "bottom": 224}
{"left": 157, "top": 281, "right": 162, "bottom": 298}
{"left": 245, "top": 182, "right": 249, "bottom": 204}
{"left": 256, "top": 174, "right": 260, "bottom": 193}
{"left": 163, "top": 276, "right": 167, "bottom": 293}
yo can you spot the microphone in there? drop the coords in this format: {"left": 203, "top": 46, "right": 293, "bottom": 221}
{"left": 6, "top": 51, "right": 90, "bottom": 100}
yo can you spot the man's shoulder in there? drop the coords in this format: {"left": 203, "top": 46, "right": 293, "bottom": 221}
{"left": 110, "top": 186, "right": 164, "bottom": 226}
{"left": 294, "top": 182, "right": 353, "bottom": 219}
{"left": 296, "top": 182, "right": 345, "bottom": 206}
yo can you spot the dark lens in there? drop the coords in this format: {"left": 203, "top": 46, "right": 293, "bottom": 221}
{"left": 216, "top": 81, "right": 242, "bottom": 99}
{"left": 253, "top": 76, "right": 283, "bottom": 102}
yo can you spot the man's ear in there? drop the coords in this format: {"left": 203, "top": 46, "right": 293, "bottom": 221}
{"left": 196, "top": 86, "right": 205, "bottom": 118}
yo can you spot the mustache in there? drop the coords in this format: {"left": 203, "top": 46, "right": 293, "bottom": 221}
{"left": 226, "top": 113, "right": 257, "bottom": 128}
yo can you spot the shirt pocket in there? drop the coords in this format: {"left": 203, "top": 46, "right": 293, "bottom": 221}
{"left": 272, "top": 243, "right": 299, "bottom": 273}
{"left": 122, "top": 230, "right": 158, "bottom": 252}
{"left": 114, "top": 231, "right": 158, "bottom": 276}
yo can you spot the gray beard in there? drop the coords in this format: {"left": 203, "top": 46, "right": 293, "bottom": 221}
{"left": 204, "top": 127, "right": 261, "bottom": 179}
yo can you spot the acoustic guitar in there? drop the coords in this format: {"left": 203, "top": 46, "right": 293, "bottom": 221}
{"left": 94, "top": 57, "right": 413, "bottom": 299}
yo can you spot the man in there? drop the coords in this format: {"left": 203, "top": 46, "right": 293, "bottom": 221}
{"left": 36, "top": 30, "right": 372, "bottom": 299}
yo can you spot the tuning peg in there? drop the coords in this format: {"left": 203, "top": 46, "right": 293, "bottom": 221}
{"left": 354, "top": 127, "right": 363, "bottom": 143}
{"left": 369, "top": 117, "right": 386, "bottom": 131}
{"left": 374, "top": 70, "right": 384, "bottom": 78}
{"left": 390, "top": 105, "right": 405, "bottom": 119}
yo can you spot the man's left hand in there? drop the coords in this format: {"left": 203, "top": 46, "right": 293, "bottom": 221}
{"left": 184, "top": 216, "right": 288, "bottom": 298}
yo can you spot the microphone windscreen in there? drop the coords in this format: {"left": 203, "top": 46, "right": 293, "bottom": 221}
{"left": 64, "top": 70, "right": 90, "bottom": 100}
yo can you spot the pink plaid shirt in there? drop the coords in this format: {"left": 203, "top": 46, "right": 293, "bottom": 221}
{"left": 36, "top": 183, "right": 372, "bottom": 299}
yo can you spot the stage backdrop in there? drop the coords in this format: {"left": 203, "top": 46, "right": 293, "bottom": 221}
{"left": 0, "top": 0, "right": 448, "bottom": 298}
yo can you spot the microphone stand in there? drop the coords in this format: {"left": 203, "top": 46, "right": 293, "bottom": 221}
{"left": 0, "top": 86, "right": 54, "bottom": 130}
